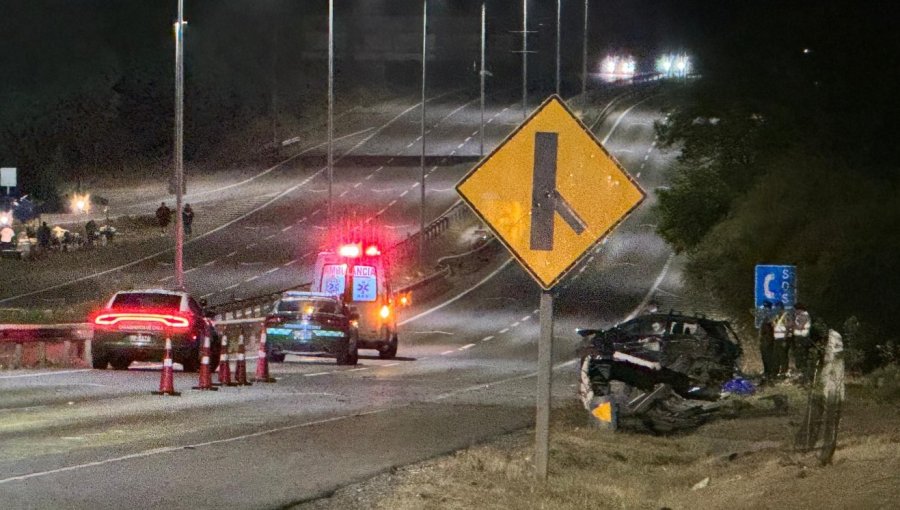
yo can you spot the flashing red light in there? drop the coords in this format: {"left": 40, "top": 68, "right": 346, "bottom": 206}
{"left": 93, "top": 312, "right": 191, "bottom": 329}
{"left": 365, "top": 245, "right": 381, "bottom": 257}
{"left": 338, "top": 244, "right": 361, "bottom": 258}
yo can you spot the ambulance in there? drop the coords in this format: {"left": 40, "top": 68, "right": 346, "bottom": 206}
{"left": 311, "top": 242, "right": 400, "bottom": 359}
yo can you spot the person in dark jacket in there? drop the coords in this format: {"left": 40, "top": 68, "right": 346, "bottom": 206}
{"left": 182, "top": 203, "right": 194, "bottom": 236}
{"left": 155, "top": 202, "right": 171, "bottom": 234}
{"left": 37, "top": 221, "right": 51, "bottom": 250}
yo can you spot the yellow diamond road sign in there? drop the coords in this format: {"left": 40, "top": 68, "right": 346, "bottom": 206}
{"left": 457, "top": 95, "right": 646, "bottom": 290}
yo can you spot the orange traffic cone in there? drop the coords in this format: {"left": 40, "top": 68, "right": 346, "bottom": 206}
{"left": 216, "top": 334, "right": 235, "bottom": 386}
{"left": 253, "top": 331, "right": 276, "bottom": 383}
{"left": 192, "top": 336, "right": 218, "bottom": 391}
{"left": 234, "top": 333, "right": 252, "bottom": 386}
{"left": 152, "top": 337, "right": 181, "bottom": 396}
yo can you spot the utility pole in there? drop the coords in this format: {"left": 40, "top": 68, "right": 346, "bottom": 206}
{"left": 271, "top": 27, "right": 279, "bottom": 149}
{"left": 556, "top": 0, "right": 561, "bottom": 95}
{"left": 419, "top": 0, "right": 428, "bottom": 267}
{"left": 480, "top": 1, "right": 486, "bottom": 157}
{"left": 173, "top": 0, "right": 185, "bottom": 289}
{"left": 327, "top": 0, "right": 334, "bottom": 229}
{"left": 521, "top": 0, "right": 528, "bottom": 120}
{"left": 581, "top": 0, "right": 589, "bottom": 111}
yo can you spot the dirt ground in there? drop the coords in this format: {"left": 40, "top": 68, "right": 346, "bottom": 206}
{"left": 298, "top": 381, "right": 900, "bottom": 510}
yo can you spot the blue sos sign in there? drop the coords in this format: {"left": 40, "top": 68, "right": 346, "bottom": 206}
{"left": 754, "top": 264, "right": 797, "bottom": 308}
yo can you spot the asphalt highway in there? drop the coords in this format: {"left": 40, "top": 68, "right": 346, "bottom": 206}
{"left": 0, "top": 93, "right": 677, "bottom": 508}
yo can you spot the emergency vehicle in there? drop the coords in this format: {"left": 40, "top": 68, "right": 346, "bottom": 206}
{"left": 311, "top": 242, "right": 400, "bottom": 359}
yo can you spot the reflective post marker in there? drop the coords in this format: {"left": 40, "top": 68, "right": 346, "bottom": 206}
{"left": 535, "top": 289, "right": 554, "bottom": 480}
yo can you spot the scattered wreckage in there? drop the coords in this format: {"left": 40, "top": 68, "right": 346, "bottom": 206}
{"left": 577, "top": 311, "right": 746, "bottom": 433}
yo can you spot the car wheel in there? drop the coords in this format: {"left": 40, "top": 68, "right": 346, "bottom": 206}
{"left": 110, "top": 357, "right": 131, "bottom": 370}
{"left": 336, "top": 338, "right": 351, "bottom": 365}
{"left": 269, "top": 350, "right": 286, "bottom": 363}
{"left": 92, "top": 351, "right": 109, "bottom": 370}
{"left": 579, "top": 356, "right": 596, "bottom": 410}
{"left": 378, "top": 334, "right": 398, "bottom": 360}
{"left": 348, "top": 333, "right": 359, "bottom": 365}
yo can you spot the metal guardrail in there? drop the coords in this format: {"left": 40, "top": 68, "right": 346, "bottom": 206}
{"left": 0, "top": 323, "right": 91, "bottom": 368}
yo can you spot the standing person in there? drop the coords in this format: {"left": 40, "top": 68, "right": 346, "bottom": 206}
{"left": 773, "top": 302, "right": 790, "bottom": 379}
{"left": 757, "top": 301, "right": 775, "bottom": 383}
{"left": 84, "top": 219, "right": 98, "bottom": 246}
{"left": 182, "top": 203, "right": 194, "bottom": 237}
{"left": 155, "top": 202, "right": 171, "bottom": 235}
{"left": 792, "top": 303, "right": 813, "bottom": 383}
{"left": 37, "top": 221, "right": 51, "bottom": 251}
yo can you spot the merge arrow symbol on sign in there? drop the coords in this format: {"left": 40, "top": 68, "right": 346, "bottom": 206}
{"left": 530, "top": 132, "right": 587, "bottom": 251}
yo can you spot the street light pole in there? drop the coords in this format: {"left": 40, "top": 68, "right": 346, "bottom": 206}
{"left": 521, "top": 0, "right": 528, "bottom": 120}
{"left": 581, "top": 0, "right": 589, "bottom": 111}
{"left": 556, "top": 0, "right": 561, "bottom": 95}
{"left": 174, "top": 0, "right": 185, "bottom": 290}
{"left": 419, "top": 0, "right": 427, "bottom": 267}
{"left": 327, "top": 0, "right": 334, "bottom": 229}
{"left": 480, "top": 1, "right": 486, "bottom": 157}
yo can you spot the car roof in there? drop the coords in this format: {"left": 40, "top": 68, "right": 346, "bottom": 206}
{"left": 281, "top": 291, "right": 338, "bottom": 301}
{"left": 114, "top": 288, "right": 189, "bottom": 297}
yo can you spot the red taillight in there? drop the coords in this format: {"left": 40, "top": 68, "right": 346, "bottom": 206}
{"left": 93, "top": 312, "right": 191, "bottom": 330}
{"left": 365, "top": 245, "right": 381, "bottom": 256}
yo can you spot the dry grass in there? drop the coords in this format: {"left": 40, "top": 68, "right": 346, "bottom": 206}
{"left": 373, "top": 387, "right": 900, "bottom": 510}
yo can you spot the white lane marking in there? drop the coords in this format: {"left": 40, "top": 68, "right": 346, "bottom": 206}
{"left": 245, "top": 276, "right": 259, "bottom": 282}
{"left": 601, "top": 97, "right": 654, "bottom": 145}
{"left": 449, "top": 149, "right": 457, "bottom": 156}
{"left": 433, "top": 358, "right": 579, "bottom": 402}
{"left": 184, "top": 267, "right": 199, "bottom": 274}
{"left": 533, "top": 309, "right": 540, "bottom": 314}
{"left": 246, "top": 243, "right": 257, "bottom": 248}
{"left": 305, "top": 372, "right": 334, "bottom": 377}
{"left": 376, "top": 207, "right": 388, "bottom": 216}
{"left": 510, "top": 322, "right": 520, "bottom": 328}
{"left": 441, "top": 350, "right": 455, "bottom": 356}
{"left": 158, "top": 276, "right": 173, "bottom": 282}
{"left": 471, "top": 130, "right": 479, "bottom": 136}
{"left": 456, "top": 142, "right": 465, "bottom": 149}
{"left": 353, "top": 182, "right": 362, "bottom": 188}
{"left": 383, "top": 362, "right": 400, "bottom": 367}
{"left": 405, "top": 141, "right": 416, "bottom": 148}
{"left": 0, "top": 369, "right": 92, "bottom": 380}
{"left": 398, "top": 258, "right": 513, "bottom": 326}
{"left": 224, "top": 283, "right": 240, "bottom": 290}
{"left": 364, "top": 174, "right": 374, "bottom": 180}
{"left": 399, "top": 190, "right": 409, "bottom": 197}
{"left": 281, "top": 225, "right": 294, "bottom": 232}
{"left": 265, "top": 234, "right": 275, "bottom": 240}
{"left": 459, "top": 343, "right": 475, "bottom": 350}
{"left": 346, "top": 367, "right": 368, "bottom": 372}
{"left": 644, "top": 154, "right": 650, "bottom": 161}
{"left": 498, "top": 328, "right": 509, "bottom": 334}
{"left": 339, "top": 190, "right": 349, "bottom": 197}
{"left": 637, "top": 171, "right": 642, "bottom": 178}
{"left": 283, "top": 260, "right": 298, "bottom": 267}
{"left": 310, "top": 209, "right": 321, "bottom": 216}
{"left": 578, "top": 266, "right": 587, "bottom": 274}
{"left": 388, "top": 200, "right": 397, "bottom": 207}
{"left": 204, "top": 260, "right": 216, "bottom": 267}
{"left": 200, "top": 293, "right": 213, "bottom": 299}
{"left": 624, "top": 253, "right": 675, "bottom": 321}
{"left": 521, "top": 316, "right": 531, "bottom": 322}
{"left": 264, "top": 268, "right": 279, "bottom": 275}
{"left": 481, "top": 335, "right": 494, "bottom": 342}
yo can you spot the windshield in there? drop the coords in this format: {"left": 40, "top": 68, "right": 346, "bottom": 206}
{"left": 110, "top": 293, "right": 181, "bottom": 310}
{"left": 276, "top": 298, "right": 339, "bottom": 315}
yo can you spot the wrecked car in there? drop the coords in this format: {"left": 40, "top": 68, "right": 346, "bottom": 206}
{"left": 577, "top": 311, "right": 743, "bottom": 433}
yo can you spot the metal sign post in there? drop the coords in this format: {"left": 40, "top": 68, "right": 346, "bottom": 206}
{"left": 535, "top": 290, "right": 554, "bottom": 479}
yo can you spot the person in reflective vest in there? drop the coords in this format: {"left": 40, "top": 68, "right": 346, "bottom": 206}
{"left": 773, "top": 302, "right": 790, "bottom": 379}
{"left": 792, "top": 303, "right": 813, "bottom": 383}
